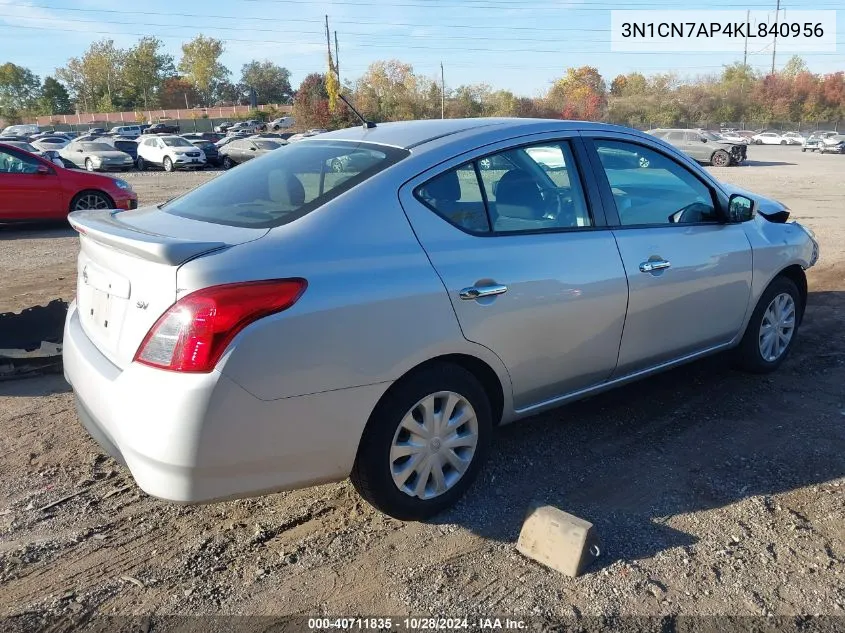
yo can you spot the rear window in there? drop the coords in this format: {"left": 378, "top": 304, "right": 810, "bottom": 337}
{"left": 162, "top": 141, "right": 408, "bottom": 228}
{"left": 114, "top": 141, "right": 136, "bottom": 151}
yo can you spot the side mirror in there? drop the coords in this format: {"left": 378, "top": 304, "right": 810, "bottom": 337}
{"left": 728, "top": 193, "right": 755, "bottom": 223}
{"left": 701, "top": 137, "right": 708, "bottom": 143}
{"left": 77, "top": 148, "right": 84, "bottom": 153}
{"left": 36, "top": 164, "right": 51, "bottom": 175}
{"left": 249, "top": 146, "right": 256, "bottom": 151}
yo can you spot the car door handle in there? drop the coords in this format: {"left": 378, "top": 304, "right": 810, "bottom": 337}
{"left": 639, "top": 259, "right": 671, "bottom": 273}
{"left": 459, "top": 284, "right": 508, "bottom": 300}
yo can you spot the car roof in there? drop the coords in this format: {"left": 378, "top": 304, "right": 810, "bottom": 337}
{"left": 311, "top": 118, "right": 637, "bottom": 150}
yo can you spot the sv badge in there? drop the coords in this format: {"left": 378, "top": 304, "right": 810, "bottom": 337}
{"left": 136, "top": 300, "right": 149, "bottom": 310}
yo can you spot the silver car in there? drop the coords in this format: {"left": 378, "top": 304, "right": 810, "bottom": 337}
{"left": 63, "top": 119, "right": 819, "bottom": 519}
{"left": 60, "top": 139, "right": 134, "bottom": 172}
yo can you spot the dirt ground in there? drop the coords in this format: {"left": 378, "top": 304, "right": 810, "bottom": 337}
{"left": 0, "top": 146, "right": 843, "bottom": 627}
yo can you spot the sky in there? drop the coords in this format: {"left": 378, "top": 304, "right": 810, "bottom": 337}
{"left": 0, "top": 0, "right": 842, "bottom": 97}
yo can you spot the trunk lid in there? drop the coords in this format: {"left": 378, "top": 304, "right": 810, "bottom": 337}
{"left": 69, "top": 206, "right": 268, "bottom": 368}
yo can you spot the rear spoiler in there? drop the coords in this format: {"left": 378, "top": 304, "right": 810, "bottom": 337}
{"left": 68, "top": 210, "right": 227, "bottom": 266}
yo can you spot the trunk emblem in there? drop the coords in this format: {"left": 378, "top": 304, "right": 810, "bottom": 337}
{"left": 136, "top": 301, "right": 149, "bottom": 310}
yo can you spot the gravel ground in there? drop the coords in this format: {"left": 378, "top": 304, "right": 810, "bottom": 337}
{"left": 0, "top": 146, "right": 843, "bottom": 627}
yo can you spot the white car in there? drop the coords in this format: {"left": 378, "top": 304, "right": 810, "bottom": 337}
{"left": 719, "top": 132, "right": 749, "bottom": 144}
{"left": 110, "top": 125, "right": 142, "bottom": 139}
{"left": 782, "top": 132, "right": 805, "bottom": 145}
{"left": 32, "top": 135, "right": 71, "bottom": 151}
{"left": 136, "top": 135, "right": 206, "bottom": 172}
{"left": 751, "top": 132, "right": 788, "bottom": 145}
{"left": 268, "top": 117, "right": 295, "bottom": 130}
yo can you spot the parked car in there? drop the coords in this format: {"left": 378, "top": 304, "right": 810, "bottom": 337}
{"left": 214, "top": 136, "right": 239, "bottom": 149}
{"left": 181, "top": 132, "right": 223, "bottom": 143}
{"left": 136, "top": 135, "right": 206, "bottom": 171}
{"left": 1, "top": 141, "right": 65, "bottom": 167}
{"left": 268, "top": 117, "right": 295, "bottom": 131}
{"left": 248, "top": 132, "right": 287, "bottom": 140}
{"left": 225, "top": 121, "right": 257, "bottom": 135}
{"left": 214, "top": 121, "right": 234, "bottom": 133}
{"left": 188, "top": 139, "right": 221, "bottom": 167}
{"left": 86, "top": 128, "right": 107, "bottom": 137}
{"left": 61, "top": 119, "right": 818, "bottom": 519}
{"left": 647, "top": 128, "right": 747, "bottom": 166}
{"left": 0, "top": 135, "right": 30, "bottom": 143}
{"left": 718, "top": 131, "right": 749, "bottom": 144}
{"left": 0, "top": 142, "right": 136, "bottom": 222}
{"left": 219, "top": 138, "right": 280, "bottom": 169}
{"left": 801, "top": 133, "right": 836, "bottom": 152}
{"left": 287, "top": 132, "right": 318, "bottom": 142}
{"left": 147, "top": 121, "right": 180, "bottom": 135}
{"left": 102, "top": 137, "right": 140, "bottom": 162}
{"left": 59, "top": 139, "right": 135, "bottom": 172}
{"left": 751, "top": 131, "right": 788, "bottom": 145}
{"left": 109, "top": 125, "right": 142, "bottom": 139}
{"left": 782, "top": 132, "right": 805, "bottom": 145}
{"left": 32, "top": 135, "right": 72, "bottom": 152}
{"left": 819, "top": 134, "right": 845, "bottom": 154}
{"left": 1, "top": 124, "right": 39, "bottom": 137}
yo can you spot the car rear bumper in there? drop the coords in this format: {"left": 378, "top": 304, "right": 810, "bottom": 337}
{"left": 63, "top": 301, "right": 389, "bottom": 503}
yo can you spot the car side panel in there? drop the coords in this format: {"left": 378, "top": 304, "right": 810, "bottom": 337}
{"left": 176, "top": 181, "right": 514, "bottom": 415}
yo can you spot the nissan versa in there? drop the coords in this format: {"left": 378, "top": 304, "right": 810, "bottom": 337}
{"left": 63, "top": 119, "right": 819, "bottom": 519}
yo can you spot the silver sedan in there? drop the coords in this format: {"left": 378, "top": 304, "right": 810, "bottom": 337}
{"left": 63, "top": 119, "right": 819, "bottom": 519}
{"left": 59, "top": 140, "right": 135, "bottom": 172}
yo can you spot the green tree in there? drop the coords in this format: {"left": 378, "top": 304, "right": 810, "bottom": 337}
{"left": 240, "top": 60, "right": 292, "bottom": 105}
{"left": 178, "top": 35, "right": 229, "bottom": 106}
{"left": 123, "top": 37, "right": 174, "bottom": 109}
{"left": 39, "top": 76, "right": 72, "bottom": 115}
{"left": 781, "top": 55, "right": 808, "bottom": 78}
{"left": 56, "top": 39, "right": 125, "bottom": 112}
{"left": 0, "top": 63, "right": 41, "bottom": 118}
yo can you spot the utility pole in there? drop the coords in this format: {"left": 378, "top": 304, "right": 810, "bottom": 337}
{"left": 771, "top": 0, "right": 780, "bottom": 74}
{"left": 334, "top": 31, "right": 340, "bottom": 82}
{"left": 325, "top": 15, "right": 332, "bottom": 67}
{"left": 440, "top": 62, "right": 445, "bottom": 119}
{"left": 743, "top": 9, "right": 749, "bottom": 67}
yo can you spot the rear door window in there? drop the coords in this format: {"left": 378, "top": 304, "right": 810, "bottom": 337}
{"left": 162, "top": 141, "right": 408, "bottom": 228}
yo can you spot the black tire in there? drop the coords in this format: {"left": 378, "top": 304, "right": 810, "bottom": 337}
{"left": 222, "top": 156, "right": 234, "bottom": 170}
{"left": 801, "top": 148, "right": 806, "bottom": 152}
{"left": 780, "top": 140, "right": 787, "bottom": 145}
{"left": 163, "top": 156, "right": 174, "bottom": 172}
{"left": 351, "top": 363, "right": 493, "bottom": 520}
{"left": 735, "top": 276, "right": 802, "bottom": 374}
{"left": 711, "top": 149, "right": 730, "bottom": 167}
{"left": 136, "top": 157, "right": 146, "bottom": 171}
{"left": 69, "top": 190, "right": 114, "bottom": 212}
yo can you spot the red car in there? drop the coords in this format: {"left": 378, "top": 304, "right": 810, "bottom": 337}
{"left": 0, "top": 142, "right": 137, "bottom": 222}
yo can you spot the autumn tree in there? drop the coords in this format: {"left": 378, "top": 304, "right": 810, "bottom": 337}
{"left": 292, "top": 73, "right": 331, "bottom": 129}
{"left": 178, "top": 35, "right": 229, "bottom": 106}
{"left": 546, "top": 66, "right": 607, "bottom": 120}
{"left": 159, "top": 77, "right": 201, "bottom": 109}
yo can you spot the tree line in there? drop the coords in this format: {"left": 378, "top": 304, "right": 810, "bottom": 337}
{"left": 1, "top": 34, "right": 843, "bottom": 130}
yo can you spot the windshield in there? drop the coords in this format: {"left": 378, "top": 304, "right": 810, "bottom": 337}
{"left": 162, "top": 141, "right": 408, "bottom": 228}
{"left": 162, "top": 137, "right": 193, "bottom": 147}
{"left": 81, "top": 143, "right": 114, "bottom": 151}
{"left": 700, "top": 130, "right": 721, "bottom": 141}
{"left": 254, "top": 140, "right": 281, "bottom": 150}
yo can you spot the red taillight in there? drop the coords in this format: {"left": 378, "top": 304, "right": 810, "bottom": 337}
{"left": 134, "top": 278, "right": 307, "bottom": 373}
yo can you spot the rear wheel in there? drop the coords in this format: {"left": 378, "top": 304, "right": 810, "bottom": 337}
{"left": 222, "top": 156, "right": 234, "bottom": 170}
{"left": 351, "top": 363, "right": 492, "bottom": 520}
{"left": 70, "top": 190, "right": 113, "bottom": 212}
{"left": 711, "top": 149, "right": 730, "bottom": 167}
{"left": 136, "top": 157, "right": 146, "bottom": 171}
{"left": 163, "top": 156, "right": 174, "bottom": 172}
{"left": 735, "top": 276, "right": 801, "bottom": 373}
{"left": 780, "top": 140, "right": 787, "bottom": 145}
{"left": 330, "top": 158, "right": 344, "bottom": 172}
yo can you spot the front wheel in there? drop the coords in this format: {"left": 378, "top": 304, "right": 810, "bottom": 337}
{"left": 85, "top": 158, "right": 95, "bottom": 172}
{"left": 780, "top": 140, "right": 787, "bottom": 145}
{"left": 351, "top": 363, "right": 492, "bottom": 520}
{"left": 735, "top": 276, "right": 801, "bottom": 373}
{"left": 711, "top": 149, "right": 730, "bottom": 167}
{"left": 136, "top": 157, "right": 146, "bottom": 171}
{"left": 163, "top": 156, "right": 174, "bottom": 172}
{"left": 70, "top": 190, "right": 113, "bottom": 212}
